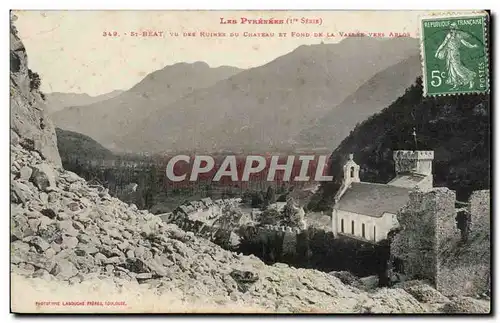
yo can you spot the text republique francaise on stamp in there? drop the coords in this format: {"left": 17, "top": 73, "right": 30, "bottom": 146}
{"left": 420, "top": 12, "right": 490, "bottom": 96}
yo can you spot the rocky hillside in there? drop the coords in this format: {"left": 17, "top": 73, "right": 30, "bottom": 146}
{"left": 11, "top": 142, "right": 490, "bottom": 313}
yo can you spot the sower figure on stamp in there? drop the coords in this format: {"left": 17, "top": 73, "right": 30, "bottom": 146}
{"left": 435, "top": 22, "right": 478, "bottom": 90}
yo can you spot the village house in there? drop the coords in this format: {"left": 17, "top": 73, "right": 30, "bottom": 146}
{"left": 332, "top": 150, "right": 434, "bottom": 243}
{"left": 267, "top": 202, "right": 287, "bottom": 212}
{"left": 173, "top": 197, "right": 243, "bottom": 222}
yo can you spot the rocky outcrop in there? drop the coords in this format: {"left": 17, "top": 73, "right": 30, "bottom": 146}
{"left": 10, "top": 17, "right": 61, "bottom": 167}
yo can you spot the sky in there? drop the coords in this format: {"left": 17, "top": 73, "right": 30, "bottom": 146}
{"left": 13, "top": 10, "right": 446, "bottom": 96}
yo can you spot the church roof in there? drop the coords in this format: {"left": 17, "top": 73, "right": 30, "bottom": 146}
{"left": 335, "top": 182, "right": 411, "bottom": 217}
{"left": 388, "top": 173, "right": 427, "bottom": 188}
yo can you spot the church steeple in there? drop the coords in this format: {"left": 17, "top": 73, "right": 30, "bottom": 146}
{"left": 334, "top": 153, "right": 360, "bottom": 203}
{"left": 343, "top": 154, "right": 360, "bottom": 184}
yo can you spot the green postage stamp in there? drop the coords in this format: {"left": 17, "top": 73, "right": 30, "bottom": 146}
{"left": 420, "top": 12, "right": 490, "bottom": 96}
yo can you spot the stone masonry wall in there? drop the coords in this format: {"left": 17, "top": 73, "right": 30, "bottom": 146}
{"left": 469, "top": 190, "right": 490, "bottom": 233}
{"left": 391, "top": 188, "right": 457, "bottom": 284}
{"left": 437, "top": 190, "right": 491, "bottom": 297}
{"left": 391, "top": 187, "right": 490, "bottom": 297}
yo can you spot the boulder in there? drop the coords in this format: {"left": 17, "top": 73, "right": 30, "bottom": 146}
{"left": 359, "top": 288, "right": 425, "bottom": 313}
{"left": 399, "top": 280, "right": 449, "bottom": 304}
{"left": 22, "top": 236, "right": 50, "bottom": 252}
{"left": 442, "top": 297, "right": 490, "bottom": 314}
{"left": 61, "top": 236, "right": 79, "bottom": 249}
{"left": 330, "top": 271, "right": 363, "bottom": 288}
{"left": 12, "top": 263, "right": 35, "bottom": 277}
{"left": 30, "top": 163, "right": 56, "bottom": 191}
{"left": 51, "top": 259, "right": 78, "bottom": 281}
{"left": 61, "top": 171, "right": 82, "bottom": 183}
{"left": 19, "top": 166, "right": 33, "bottom": 180}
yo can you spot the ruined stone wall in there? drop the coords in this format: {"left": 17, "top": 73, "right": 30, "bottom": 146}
{"left": 391, "top": 188, "right": 490, "bottom": 297}
{"left": 437, "top": 190, "right": 491, "bottom": 297}
{"left": 237, "top": 225, "right": 387, "bottom": 277}
{"left": 391, "top": 188, "right": 457, "bottom": 283}
{"left": 469, "top": 190, "right": 490, "bottom": 233}
{"left": 167, "top": 212, "right": 239, "bottom": 250}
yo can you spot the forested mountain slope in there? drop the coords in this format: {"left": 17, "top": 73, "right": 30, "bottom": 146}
{"left": 317, "top": 77, "right": 490, "bottom": 206}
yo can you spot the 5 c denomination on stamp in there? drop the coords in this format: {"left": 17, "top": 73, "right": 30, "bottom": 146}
{"left": 420, "top": 12, "right": 490, "bottom": 96}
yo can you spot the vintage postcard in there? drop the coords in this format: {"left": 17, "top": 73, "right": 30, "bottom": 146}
{"left": 10, "top": 10, "right": 491, "bottom": 314}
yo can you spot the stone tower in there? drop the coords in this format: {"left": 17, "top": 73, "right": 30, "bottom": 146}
{"left": 392, "top": 150, "right": 434, "bottom": 190}
{"left": 393, "top": 150, "right": 434, "bottom": 175}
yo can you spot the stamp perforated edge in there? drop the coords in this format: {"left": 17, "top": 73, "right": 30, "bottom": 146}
{"left": 419, "top": 11, "right": 490, "bottom": 97}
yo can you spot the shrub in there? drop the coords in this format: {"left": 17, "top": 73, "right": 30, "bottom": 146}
{"left": 28, "top": 69, "right": 41, "bottom": 91}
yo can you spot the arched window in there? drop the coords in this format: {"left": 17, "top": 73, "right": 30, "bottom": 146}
{"left": 350, "top": 166, "right": 355, "bottom": 178}
{"left": 373, "top": 226, "right": 377, "bottom": 241}
{"left": 362, "top": 223, "right": 366, "bottom": 238}
{"left": 351, "top": 220, "right": 355, "bottom": 235}
{"left": 340, "top": 219, "right": 344, "bottom": 233}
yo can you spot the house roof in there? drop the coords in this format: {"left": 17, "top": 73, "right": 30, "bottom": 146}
{"left": 268, "top": 202, "right": 287, "bottom": 211}
{"left": 87, "top": 178, "right": 103, "bottom": 186}
{"left": 178, "top": 205, "right": 190, "bottom": 214}
{"left": 201, "top": 197, "right": 213, "bottom": 205}
{"left": 335, "top": 182, "right": 411, "bottom": 217}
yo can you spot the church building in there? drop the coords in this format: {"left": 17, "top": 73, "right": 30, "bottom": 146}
{"left": 331, "top": 150, "right": 434, "bottom": 243}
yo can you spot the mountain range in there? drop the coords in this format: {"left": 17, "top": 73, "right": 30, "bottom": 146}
{"left": 44, "top": 90, "right": 123, "bottom": 114}
{"left": 297, "top": 54, "right": 422, "bottom": 149}
{"left": 52, "top": 62, "right": 242, "bottom": 151}
{"left": 50, "top": 37, "right": 420, "bottom": 153}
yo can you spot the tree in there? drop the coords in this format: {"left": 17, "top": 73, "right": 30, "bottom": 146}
{"left": 251, "top": 191, "right": 264, "bottom": 208}
{"left": 134, "top": 188, "right": 145, "bottom": 209}
{"left": 144, "top": 188, "right": 154, "bottom": 209}
{"left": 103, "top": 168, "right": 115, "bottom": 186}
{"left": 28, "top": 69, "right": 41, "bottom": 91}
{"left": 148, "top": 166, "right": 160, "bottom": 196}
{"left": 265, "top": 186, "right": 276, "bottom": 205}
{"left": 215, "top": 205, "right": 242, "bottom": 230}
{"left": 277, "top": 193, "right": 288, "bottom": 202}
{"left": 258, "top": 208, "right": 281, "bottom": 225}
{"left": 204, "top": 184, "right": 213, "bottom": 198}
{"left": 282, "top": 197, "right": 301, "bottom": 227}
